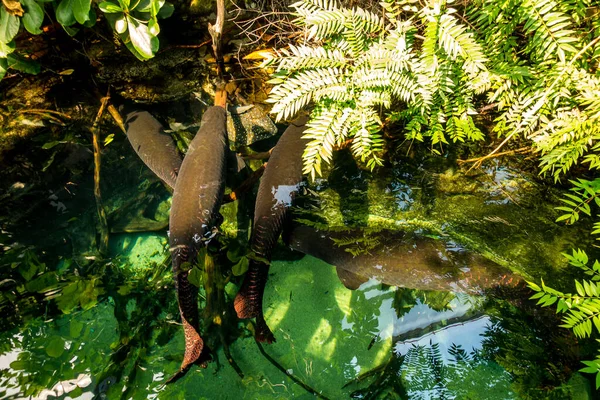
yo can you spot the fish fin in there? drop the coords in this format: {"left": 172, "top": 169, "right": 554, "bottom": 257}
{"left": 255, "top": 314, "right": 276, "bottom": 344}
{"left": 166, "top": 318, "right": 212, "bottom": 384}
{"left": 336, "top": 266, "right": 368, "bottom": 290}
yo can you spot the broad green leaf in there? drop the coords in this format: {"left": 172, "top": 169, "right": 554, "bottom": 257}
{"left": 0, "top": 40, "right": 15, "bottom": 57}
{"left": 7, "top": 53, "right": 40, "bottom": 74}
{"left": 126, "top": 16, "right": 157, "bottom": 59}
{"left": 46, "top": 336, "right": 65, "bottom": 358}
{"left": 62, "top": 24, "right": 79, "bottom": 36}
{"left": 135, "top": 0, "right": 152, "bottom": 12}
{"left": 70, "top": 319, "right": 84, "bottom": 338}
{"left": 188, "top": 266, "right": 202, "bottom": 287}
{"left": 73, "top": 0, "right": 91, "bottom": 24}
{"left": 22, "top": 0, "right": 44, "bottom": 35}
{"left": 0, "top": 57, "right": 7, "bottom": 80}
{"left": 83, "top": 6, "right": 96, "bottom": 27}
{"left": 0, "top": 8, "right": 20, "bottom": 44}
{"left": 98, "top": 1, "right": 122, "bottom": 13}
{"left": 232, "top": 256, "right": 249, "bottom": 276}
{"left": 114, "top": 15, "right": 126, "bottom": 33}
{"left": 56, "top": 0, "right": 76, "bottom": 27}
{"left": 156, "top": 1, "right": 173, "bottom": 19}
{"left": 148, "top": 18, "right": 159, "bottom": 36}
{"left": 576, "top": 280, "right": 585, "bottom": 296}
{"left": 25, "top": 272, "right": 58, "bottom": 292}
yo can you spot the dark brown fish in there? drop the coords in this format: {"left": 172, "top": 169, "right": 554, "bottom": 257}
{"left": 123, "top": 109, "right": 182, "bottom": 189}
{"left": 169, "top": 106, "right": 228, "bottom": 375}
{"left": 287, "top": 226, "right": 522, "bottom": 293}
{"left": 234, "top": 115, "right": 309, "bottom": 343}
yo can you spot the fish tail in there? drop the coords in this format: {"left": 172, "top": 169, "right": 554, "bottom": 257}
{"left": 180, "top": 314, "right": 212, "bottom": 370}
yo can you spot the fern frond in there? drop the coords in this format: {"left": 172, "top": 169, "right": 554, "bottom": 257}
{"left": 302, "top": 103, "right": 349, "bottom": 179}
{"left": 276, "top": 45, "right": 347, "bottom": 71}
{"left": 267, "top": 67, "right": 351, "bottom": 121}
{"left": 437, "top": 13, "right": 487, "bottom": 74}
{"left": 349, "top": 108, "right": 384, "bottom": 166}
{"left": 520, "top": 0, "right": 580, "bottom": 63}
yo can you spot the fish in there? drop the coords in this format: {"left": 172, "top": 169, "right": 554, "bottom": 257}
{"left": 234, "top": 115, "right": 309, "bottom": 343}
{"left": 287, "top": 225, "right": 523, "bottom": 293}
{"left": 122, "top": 108, "right": 182, "bottom": 189}
{"left": 168, "top": 106, "right": 228, "bottom": 377}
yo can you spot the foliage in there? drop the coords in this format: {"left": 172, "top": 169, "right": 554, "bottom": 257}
{"left": 261, "top": 0, "right": 489, "bottom": 178}
{"left": 529, "top": 249, "right": 600, "bottom": 388}
{"left": 259, "top": 0, "right": 600, "bottom": 180}
{"left": 0, "top": 0, "right": 173, "bottom": 79}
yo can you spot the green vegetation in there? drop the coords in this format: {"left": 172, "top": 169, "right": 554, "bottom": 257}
{"left": 0, "top": 0, "right": 173, "bottom": 79}
{"left": 261, "top": 0, "right": 600, "bottom": 181}
{"left": 529, "top": 249, "right": 600, "bottom": 389}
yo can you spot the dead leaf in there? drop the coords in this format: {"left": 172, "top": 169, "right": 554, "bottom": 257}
{"left": 2, "top": 0, "right": 24, "bottom": 16}
{"left": 243, "top": 49, "right": 275, "bottom": 60}
{"left": 59, "top": 69, "right": 75, "bottom": 75}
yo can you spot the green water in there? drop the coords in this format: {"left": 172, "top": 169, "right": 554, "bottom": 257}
{"left": 0, "top": 133, "right": 596, "bottom": 399}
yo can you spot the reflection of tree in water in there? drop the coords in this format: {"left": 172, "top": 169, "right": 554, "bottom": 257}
{"left": 345, "top": 287, "right": 586, "bottom": 399}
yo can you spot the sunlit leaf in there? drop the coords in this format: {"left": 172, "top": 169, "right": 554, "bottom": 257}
{"left": 99, "top": 1, "right": 122, "bottom": 13}
{"left": 126, "top": 16, "right": 156, "bottom": 59}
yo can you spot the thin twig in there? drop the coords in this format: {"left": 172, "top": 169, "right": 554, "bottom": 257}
{"left": 18, "top": 109, "right": 72, "bottom": 119}
{"left": 457, "top": 146, "right": 531, "bottom": 168}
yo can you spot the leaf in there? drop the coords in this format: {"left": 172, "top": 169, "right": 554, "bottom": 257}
{"left": 188, "top": 266, "right": 202, "bottom": 288}
{"left": 232, "top": 257, "right": 249, "bottom": 276}
{"left": 73, "top": 0, "right": 91, "bottom": 24}
{"left": 0, "top": 7, "right": 20, "bottom": 44}
{"left": 59, "top": 68, "right": 74, "bottom": 75}
{"left": 46, "top": 336, "right": 65, "bottom": 358}
{"left": 576, "top": 280, "right": 585, "bottom": 297}
{"left": 70, "top": 319, "right": 84, "bottom": 337}
{"left": 98, "top": 1, "right": 122, "bottom": 13}
{"left": 56, "top": 0, "right": 76, "bottom": 27}
{"left": 0, "top": 57, "right": 6, "bottom": 80}
{"left": 103, "top": 133, "right": 114, "bottom": 146}
{"left": 244, "top": 49, "right": 275, "bottom": 60}
{"left": 114, "top": 15, "right": 126, "bottom": 33}
{"left": 25, "top": 272, "right": 58, "bottom": 292}
{"left": 2, "top": 0, "right": 24, "bottom": 16}
{"left": 126, "top": 16, "right": 156, "bottom": 59}
{"left": 148, "top": 18, "right": 159, "bottom": 36}
{"left": 21, "top": 0, "right": 43, "bottom": 34}
{"left": 156, "top": 1, "right": 173, "bottom": 19}
{"left": 0, "top": 39, "right": 14, "bottom": 57}
{"left": 7, "top": 53, "right": 40, "bottom": 74}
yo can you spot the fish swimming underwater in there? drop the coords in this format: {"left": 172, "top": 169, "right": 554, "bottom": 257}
{"left": 169, "top": 106, "right": 228, "bottom": 376}
{"left": 234, "top": 115, "right": 309, "bottom": 342}
{"left": 287, "top": 225, "right": 523, "bottom": 293}
{"left": 122, "top": 108, "right": 182, "bottom": 189}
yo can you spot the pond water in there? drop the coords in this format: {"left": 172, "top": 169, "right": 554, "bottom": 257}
{"left": 0, "top": 120, "right": 596, "bottom": 399}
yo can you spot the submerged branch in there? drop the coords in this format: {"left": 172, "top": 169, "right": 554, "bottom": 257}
{"left": 254, "top": 339, "right": 330, "bottom": 400}
{"left": 91, "top": 95, "right": 110, "bottom": 256}
{"left": 458, "top": 146, "right": 531, "bottom": 171}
